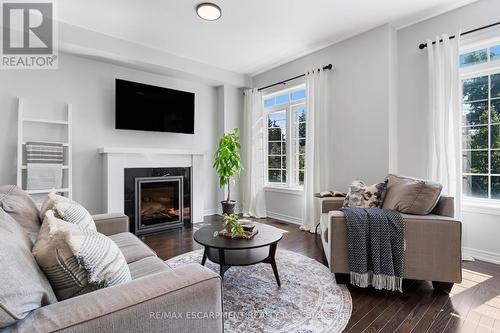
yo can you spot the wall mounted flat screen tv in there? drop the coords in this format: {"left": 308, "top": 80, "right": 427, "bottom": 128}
{"left": 115, "top": 79, "right": 195, "bottom": 134}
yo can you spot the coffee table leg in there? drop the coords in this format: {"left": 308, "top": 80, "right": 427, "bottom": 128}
{"left": 219, "top": 248, "right": 227, "bottom": 279}
{"left": 268, "top": 243, "right": 281, "bottom": 287}
{"left": 201, "top": 247, "right": 208, "bottom": 266}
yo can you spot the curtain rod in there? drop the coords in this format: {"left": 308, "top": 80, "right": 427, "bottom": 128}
{"left": 418, "top": 21, "right": 500, "bottom": 50}
{"left": 257, "top": 64, "right": 333, "bottom": 91}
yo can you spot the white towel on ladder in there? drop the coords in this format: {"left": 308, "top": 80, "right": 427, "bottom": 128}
{"left": 27, "top": 163, "right": 63, "bottom": 190}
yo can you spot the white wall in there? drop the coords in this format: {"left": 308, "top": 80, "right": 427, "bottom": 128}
{"left": 0, "top": 53, "right": 221, "bottom": 215}
{"left": 397, "top": 0, "right": 500, "bottom": 263}
{"left": 252, "top": 24, "right": 396, "bottom": 223}
{"left": 214, "top": 85, "right": 244, "bottom": 214}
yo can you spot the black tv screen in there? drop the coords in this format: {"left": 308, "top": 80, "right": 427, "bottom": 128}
{"left": 115, "top": 79, "right": 195, "bottom": 134}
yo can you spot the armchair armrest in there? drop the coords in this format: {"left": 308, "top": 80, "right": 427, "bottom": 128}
{"left": 93, "top": 213, "right": 129, "bottom": 235}
{"left": 11, "top": 264, "right": 223, "bottom": 333}
{"left": 321, "top": 197, "right": 345, "bottom": 213}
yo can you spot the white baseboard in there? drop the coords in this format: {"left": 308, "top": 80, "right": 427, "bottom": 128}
{"left": 203, "top": 206, "right": 242, "bottom": 218}
{"left": 203, "top": 208, "right": 218, "bottom": 217}
{"left": 462, "top": 247, "right": 500, "bottom": 265}
{"left": 267, "top": 211, "right": 302, "bottom": 225}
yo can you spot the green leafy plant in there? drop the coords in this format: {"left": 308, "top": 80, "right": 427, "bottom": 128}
{"left": 213, "top": 128, "right": 242, "bottom": 203}
{"left": 223, "top": 213, "right": 244, "bottom": 237}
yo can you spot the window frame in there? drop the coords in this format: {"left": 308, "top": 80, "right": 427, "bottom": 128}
{"left": 263, "top": 84, "right": 306, "bottom": 189}
{"left": 460, "top": 36, "right": 500, "bottom": 206}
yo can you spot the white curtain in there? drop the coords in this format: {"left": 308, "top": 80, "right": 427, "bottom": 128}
{"left": 427, "top": 33, "right": 462, "bottom": 218}
{"left": 301, "top": 69, "right": 329, "bottom": 232}
{"left": 241, "top": 88, "right": 267, "bottom": 218}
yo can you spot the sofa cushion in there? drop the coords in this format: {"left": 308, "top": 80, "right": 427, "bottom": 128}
{"left": 128, "top": 256, "right": 172, "bottom": 280}
{"left": 32, "top": 211, "right": 131, "bottom": 301}
{"left": 342, "top": 179, "right": 387, "bottom": 208}
{"left": 0, "top": 185, "right": 41, "bottom": 245}
{"left": 382, "top": 174, "right": 442, "bottom": 215}
{"left": 0, "top": 208, "right": 57, "bottom": 328}
{"left": 109, "top": 232, "right": 157, "bottom": 264}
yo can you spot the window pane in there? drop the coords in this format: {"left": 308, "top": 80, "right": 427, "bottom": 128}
{"left": 492, "top": 150, "right": 500, "bottom": 174}
{"left": 268, "top": 128, "right": 283, "bottom": 141}
{"left": 291, "top": 90, "right": 306, "bottom": 101}
{"left": 462, "top": 76, "right": 488, "bottom": 102}
{"left": 492, "top": 176, "right": 500, "bottom": 199}
{"left": 490, "top": 45, "right": 500, "bottom": 61}
{"left": 264, "top": 98, "right": 275, "bottom": 108}
{"left": 294, "top": 105, "right": 306, "bottom": 122}
{"left": 299, "top": 138, "right": 306, "bottom": 154}
{"left": 299, "top": 154, "right": 305, "bottom": 169}
{"left": 463, "top": 175, "right": 488, "bottom": 198}
{"left": 299, "top": 171, "right": 304, "bottom": 185}
{"left": 463, "top": 101, "right": 488, "bottom": 126}
{"left": 492, "top": 99, "right": 500, "bottom": 124}
{"left": 462, "top": 150, "right": 488, "bottom": 174}
{"left": 491, "top": 124, "right": 500, "bottom": 149}
{"left": 268, "top": 156, "right": 281, "bottom": 169}
{"left": 492, "top": 74, "right": 500, "bottom": 98}
{"left": 463, "top": 126, "right": 488, "bottom": 149}
{"left": 275, "top": 94, "right": 289, "bottom": 105}
{"left": 268, "top": 170, "right": 282, "bottom": 183}
{"left": 269, "top": 112, "right": 286, "bottom": 122}
{"left": 282, "top": 170, "right": 287, "bottom": 182}
{"left": 459, "top": 49, "right": 487, "bottom": 68}
{"left": 299, "top": 122, "right": 306, "bottom": 138}
{"left": 268, "top": 142, "right": 282, "bottom": 155}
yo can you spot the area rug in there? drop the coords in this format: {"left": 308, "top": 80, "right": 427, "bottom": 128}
{"left": 166, "top": 249, "right": 352, "bottom": 333}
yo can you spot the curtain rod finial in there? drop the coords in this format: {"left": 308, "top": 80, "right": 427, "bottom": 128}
{"left": 419, "top": 43, "right": 426, "bottom": 50}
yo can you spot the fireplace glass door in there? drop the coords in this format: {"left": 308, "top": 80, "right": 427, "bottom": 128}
{"left": 135, "top": 176, "right": 183, "bottom": 234}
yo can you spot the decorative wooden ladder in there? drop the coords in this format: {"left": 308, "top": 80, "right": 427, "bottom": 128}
{"left": 17, "top": 98, "right": 73, "bottom": 201}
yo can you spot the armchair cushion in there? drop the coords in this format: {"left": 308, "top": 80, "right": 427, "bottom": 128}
{"left": 382, "top": 174, "right": 442, "bottom": 215}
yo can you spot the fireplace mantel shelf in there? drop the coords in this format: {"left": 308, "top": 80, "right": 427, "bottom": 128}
{"left": 98, "top": 147, "right": 206, "bottom": 156}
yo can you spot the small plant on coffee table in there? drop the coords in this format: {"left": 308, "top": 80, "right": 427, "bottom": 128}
{"left": 223, "top": 213, "right": 244, "bottom": 238}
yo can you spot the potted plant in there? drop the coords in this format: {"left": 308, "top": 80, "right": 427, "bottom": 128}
{"left": 213, "top": 128, "right": 242, "bottom": 215}
{"left": 223, "top": 213, "right": 244, "bottom": 238}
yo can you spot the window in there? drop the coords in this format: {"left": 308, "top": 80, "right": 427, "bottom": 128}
{"left": 460, "top": 39, "right": 500, "bottom": 200}
{"left": 263, "top": 85, "right": 306, "bottom": 187}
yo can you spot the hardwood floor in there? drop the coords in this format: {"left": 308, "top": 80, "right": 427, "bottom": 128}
{"left": 142, "top": 215, "right": 500, "bottom": 333}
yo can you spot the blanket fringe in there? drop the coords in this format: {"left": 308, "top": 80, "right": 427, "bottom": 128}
{"left": 350, "top": 272, "right": 403, "bottom": 292}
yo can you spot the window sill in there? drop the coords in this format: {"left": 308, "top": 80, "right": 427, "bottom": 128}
{"left": 264, "top": 185, "right": 304, "bottom": 196}
{"left": 462, "top": 199, "right": 500, "bottom": 216}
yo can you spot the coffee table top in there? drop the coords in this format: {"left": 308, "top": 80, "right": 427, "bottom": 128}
{"left": 194, "top": 222, "right": 283, "bottom": 250}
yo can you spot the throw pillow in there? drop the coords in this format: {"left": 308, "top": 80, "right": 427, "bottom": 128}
{"left": 39, "top": 190, "right": 69, "bottom": 220}
{"left": 342, "top": 180, "right": 387, "bottom": 208}
{"left": 382, "top": 174, "right": 443, "bottom": 215}
{"left": 39, "top": 191, "right": 96, "bottom": 230}
{"left": 0, "top": 208, "right": 57, "bottom": 328}
{"left": 32, "top": 211, "right": 131, "bottom": 301}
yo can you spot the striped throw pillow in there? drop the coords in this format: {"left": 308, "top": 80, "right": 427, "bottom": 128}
{"left": 32, "top": 211, "right": 131, "bottom": 301}
{"left": 39, "top": 191, "right": 96, "bottom": 230}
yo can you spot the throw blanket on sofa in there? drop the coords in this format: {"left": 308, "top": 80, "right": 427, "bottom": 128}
{"left": 340, "top": 207, "right": 405, "bottom": 292}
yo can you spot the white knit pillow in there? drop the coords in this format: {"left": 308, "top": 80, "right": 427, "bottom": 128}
{"left": 32, "top": 211, "right": 131, "bottom": 301}
{"left": 39, "top": 191, "right": 96, "bottom": 230}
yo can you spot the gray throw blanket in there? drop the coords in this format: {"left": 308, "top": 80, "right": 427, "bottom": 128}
{"left": 340, "top": 207, "right": 405, "bottom": 292}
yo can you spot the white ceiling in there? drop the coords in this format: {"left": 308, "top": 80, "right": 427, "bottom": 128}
{"left": 58, "top": 0, "right": 475, "bottom": 76}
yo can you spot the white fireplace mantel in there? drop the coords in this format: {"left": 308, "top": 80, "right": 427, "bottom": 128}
{"left": 99, "top": 147, "right": 206, "bottom": 223}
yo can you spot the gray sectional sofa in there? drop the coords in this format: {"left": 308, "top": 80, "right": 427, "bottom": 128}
{"left": 0, "top": 185, "right": 223, "bottom": 333}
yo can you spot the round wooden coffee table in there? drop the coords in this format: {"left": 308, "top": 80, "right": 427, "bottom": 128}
{"left": 193, "top": 222, "right": 283, "bottom": 286}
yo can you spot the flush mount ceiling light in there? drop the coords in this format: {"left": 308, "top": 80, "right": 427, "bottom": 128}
{"left": 196, "top": 3, "right": 222, "bottom": 21}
